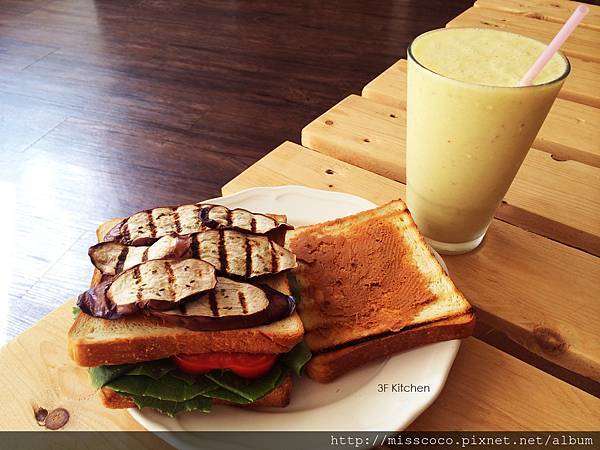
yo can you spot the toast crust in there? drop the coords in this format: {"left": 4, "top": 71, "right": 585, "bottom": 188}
{"left": 68, "top": 217, "right": 303, "bottom": 367}
{"left": 100, "top": 372, "right": 293, "bottom": 409}
{"left": 305, "top": 312, "right": 475, "bottom": 383}
{"left": 69, "top": 311, "right": 304, "bottom": 367}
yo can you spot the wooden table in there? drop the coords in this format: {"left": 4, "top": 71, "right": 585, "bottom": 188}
{"left": 0, "top": 0, "right": 599, "bottom": 436}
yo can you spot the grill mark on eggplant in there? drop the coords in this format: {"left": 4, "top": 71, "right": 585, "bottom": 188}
{"left": 225, "top": 208, "right": 232, "bottom": 226}
{"left": 190, "top": 235, "right": 200, "bottom": 259}
{"left": 133, "top": 265, "right": 143, "bottom": 302}
{"left": 115, "top": 247, "right": 129, "bottom": 274}
{"left": 218, "top": 229, "right": 228, "bottom": 273}
{"left": 141, "top": 247, "right": 150, "bottom": 263}
{"left": 208, "top": 291, "right": 219, "bottom": 317}
{"left": 121, "top": 221, "right": 131, "bottom": 245}
{"left": 250, "top": 217, "right": 256, "bottom": 233}
{"left": 164, "top": 261, "right": 176, "bottom": 300}
{"left": 238, "top": 291, "right": 248, "bottom": 314}
{"left": 146, "top": 210, "right": 157, "bottom": 238}
{"left": 148, "top": 281, "right": 295, "bottom": 331}
{"left": 173, "top": 208, "right": 183, "bottom": 234}
{"left": 269, "top": 240, "right": 279, "bottom": 273}
{"left": 244, "top": 237, "right": 253, "bottom": 278}
{"left": 199, "top": 205, "right": 212, "bottom": 225}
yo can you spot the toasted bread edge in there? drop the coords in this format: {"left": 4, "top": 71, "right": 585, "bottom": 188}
{"left": 69, "top": 312, "right": 304, "bottom": 367}
{"left": 305, "top": 311, "right": 475, "bottom": 383}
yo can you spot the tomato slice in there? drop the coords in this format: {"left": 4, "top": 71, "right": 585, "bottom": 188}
{"left": 173, "top": 352, "right": 278, "bottom": 379}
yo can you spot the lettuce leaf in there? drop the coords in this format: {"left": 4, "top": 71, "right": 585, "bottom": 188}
{"left": 281, "top": 341, "right": 312, "bottom": 376}
{"left": 128, "top": 394, "right": 211, "bottom": 417}
{"left": 205, "top": 388, "right": 253, "bottom": 405}
{"left": 205, "top": 364, "right": 283, "bottom": 401}
{"left": 89, "top": 363, "right": 136, "bottom": 389}
{"left": 170, "top": 370, "right": 199, "bottom": 385}
{"left": 106, "top": 374, "right": 218, "bottom": 402}
{"left": 125, "top": 359, "right": 176, "bottom": 379}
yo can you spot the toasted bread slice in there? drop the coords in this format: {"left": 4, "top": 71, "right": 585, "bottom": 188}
{"left": 68, "top": 217, "right": 304, "bottom": 367}
{"left": 100, "top": 372, "right": 293, "bottom": 409}
{"left": 69, "top": 309, "right": 304, "bottom": 367}
{"left": 286, "top": 199, "right": 474, "bottom": 382}
{"left": 305, "top": 313, "right": 474, "bottom": 383}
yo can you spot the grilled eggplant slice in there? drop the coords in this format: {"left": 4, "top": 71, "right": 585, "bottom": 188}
{"left": 189, "top": 230, "right": 296, "bottom": 277}
{"left": 150, "top": 277, "right": 296, "bottom": 331}
{"left": 91, "top": 230, "right": 297, "bottom": 278}
{"left": 103, "top": 204, "right": 207, "bottom": 246}
{"left": 108, "top": 259, "right": 217, "bottom": 311}
{"left": 89, "top": 235, "right": 191, "bottom": 276}
{"left": 77, "top": 259, "right": 217, "bottom": 319}
{"left": 103, "top": 204, "right": 292, "bottom": 246}
{"left": 200, "top": 204, "right": 292, "bottom": 235}
{"left": 77, "top": 279, "right": 134, "bottom": 319}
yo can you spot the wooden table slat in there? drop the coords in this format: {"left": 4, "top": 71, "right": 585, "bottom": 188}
{"left": 222, "top": 142, "right": 600, "bottom": 386}
{"left": 474, "top": 0, "right": 600, "bottom": 31}
{"left": 408, "top": 338, "right": 599, "bottom": 431}
{"left": 302, "top": 94, "right": 600, "bottom": 256}
{"left": 362, "top": 60, "right": 600, "bottom": 165}
{"left": 548, "top": 57, "right": 600, "bottom": 108}
{"left": 536, "top": 99, "right": 600, "bottom": 167}
{"left": 449, "top": 7, "right": 600, "bottom": 63}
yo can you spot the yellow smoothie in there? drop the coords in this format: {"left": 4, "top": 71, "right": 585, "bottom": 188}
{"left": 406, "top": 28, "right": 569, "bottom": 253}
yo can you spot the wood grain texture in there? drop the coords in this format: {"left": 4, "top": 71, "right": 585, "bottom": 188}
{"left": 0, "top": 0, "right": 475, "bottom": 345}
{"left": 475, "top": 0, "right": 600, "bottom": 31}
{"left": 555, "top": 57, "right": 600, "bottom": 108}
{"left": 535, "top": 99, "right": 600, "bottom": 167}
{"left": 222, "top": 142, "right": 600, "bottom": 388}
{"left": 302, "top": 95, "right": 600, "bottom": 256}
{"left": 362, "top": 60, "right": 600, "bottom": 166}
{"left": 362, "top": 59, "right": 409, "bottom": 110}
{"left": 303, "top": 96, "right": 407, "bottom": 181}
{"left": 409, "top": 338, "right": 600, "bottom": 431}
{"left": 0, "top": 301, "right": 170, "bottom": 446}
{"left": 448, "top": 6, "right": 600, "bottom": 62}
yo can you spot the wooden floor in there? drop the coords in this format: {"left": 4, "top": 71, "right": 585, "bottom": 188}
{"left": 0, "top": 0, "right": 472, "bottom": 343}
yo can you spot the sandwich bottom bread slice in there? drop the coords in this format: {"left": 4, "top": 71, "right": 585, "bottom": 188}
{"left": 68, "top": 218, "right": 308, "bottom": 416}
{"left": 286, "top": 199, "right": 475, "bottom": 383}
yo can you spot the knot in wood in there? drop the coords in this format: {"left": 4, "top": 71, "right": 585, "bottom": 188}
{"left": 533, "top": 326, "right": 567, "bottom": 355}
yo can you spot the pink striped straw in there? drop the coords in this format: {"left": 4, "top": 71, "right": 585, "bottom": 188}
{"left": 519, "top": 4, "right": 589, "bottom": 86}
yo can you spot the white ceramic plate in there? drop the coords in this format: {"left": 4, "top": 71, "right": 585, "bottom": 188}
{"left": 130, "top": 186, "right": 460, "bottom": 436}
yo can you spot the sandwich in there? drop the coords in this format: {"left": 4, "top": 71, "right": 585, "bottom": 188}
{"left": 68, "top": 203, "right": 310, "bottom": 417}
{"left": 69, "top": 197, "right": 474, "bottom": 416}
{"left": 286, "top": 199, "right": 475, "bottom": 383}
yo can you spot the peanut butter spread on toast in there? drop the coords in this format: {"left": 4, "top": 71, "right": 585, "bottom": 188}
{"left": 289, "top": 218, "right": 435, "bottom": 350}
